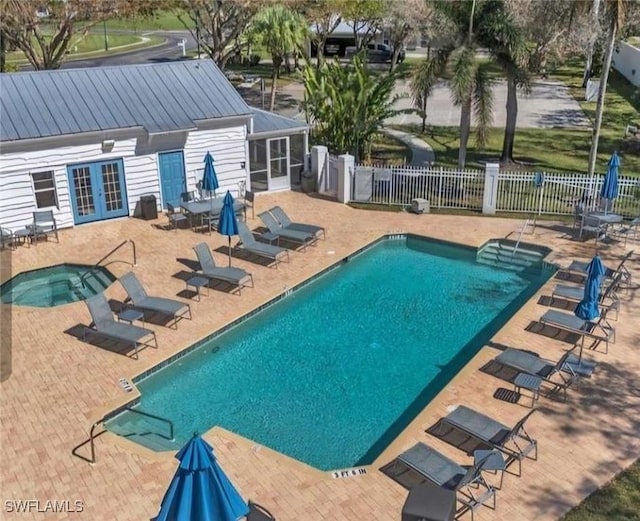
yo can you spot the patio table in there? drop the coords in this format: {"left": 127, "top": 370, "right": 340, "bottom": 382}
{"left": 588, "top": 211, "right": 624, "bottom": 241}
{"left": 181, "top": 198, "right": 245, "bottom": 232}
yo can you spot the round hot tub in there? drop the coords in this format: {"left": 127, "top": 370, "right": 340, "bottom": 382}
{"left": 1, "top": 263, "right": 115, "bottom": 307}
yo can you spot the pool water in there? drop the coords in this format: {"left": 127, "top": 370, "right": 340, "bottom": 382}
{"left": 107, "top": 236, "right": 553, "bottom": 470}
{"left": 0, "top": 264, "right": 115, "bottom": 307}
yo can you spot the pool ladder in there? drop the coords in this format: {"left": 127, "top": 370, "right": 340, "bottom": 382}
{"left": 72, "top": 406, "right": 174, "bottom": 464}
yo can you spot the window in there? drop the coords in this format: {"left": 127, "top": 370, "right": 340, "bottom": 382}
{"left": 32, "top": 171, "right": 58, "bottom": 208}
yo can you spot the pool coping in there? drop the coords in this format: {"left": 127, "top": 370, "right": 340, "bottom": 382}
{"left": 96, "top": 233, "right": 557, "bottom": 474}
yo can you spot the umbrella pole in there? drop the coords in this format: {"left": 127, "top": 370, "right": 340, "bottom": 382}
{"left": 228, "top": 236, "right": 232, "bottom": 268}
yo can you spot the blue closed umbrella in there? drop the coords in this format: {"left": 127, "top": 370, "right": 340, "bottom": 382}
{"left": 156, "top": 434, "right": 249, "bottom": 521}
{"left": 202, "top": 152, "right": 219, "bottom": 198}
{"left": 218, "top": 191, "right": 239, "bottom": 268}
{"left": 574, "top": 255, "right": 606, "bottom": 321}
{"left": 600, "top": 152, "right": 620, "bottom": 213}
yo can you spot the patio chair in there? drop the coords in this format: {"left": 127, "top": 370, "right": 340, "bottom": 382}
{"left": 431, "top": 406, "right": 537, "bottom": 476}
{"left": 551, "top": 270, "right": 622, "bottom": 320}
{"left": 392, "top": 442, "right": 496, "bottom": 520}
{"left": 167, "top": 202, "right": 188, "bottom": 231}
{"left": 237, "top": 222, "right": 289, "bottom": 268}
{"left": 538, "top": 306, "right": 615, "bottom": 353}
{"left": 83, "top": 293, "right": 157, "bottom": 360}
{"left": 492, "top": 349, "right": 587, "bottom": 401}
{"left": 578, "top": 214, "right": 606, "bottom": 241}
{"left": 611, "top": 217, "right": 640, "bottom": 247}
{"left": 270, "top": 206, "right": 326, "bottom": 240}
{"left": 247, "top": 501, "right": 276, "bottom": 521}
{"left": 192, "top": 242, "right": 254, "bottom": 293}
{"left": 119, "top": 272, "right": 192, "bottom": 329}
{"left": 258, "top": 211, "right": 317, "bottom": 251}
{"left": 31, "top": 210, "right": 59, "bottom": 243}
{"left": 244, "top": 190, "right": 255, "bottom": 220}
{"left": 0, "top": 227, "right": 14, "bottom": 250}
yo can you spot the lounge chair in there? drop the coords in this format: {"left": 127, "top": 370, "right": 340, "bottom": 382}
{"left": 258, "top": 211, "right": 317, "bottom": 251}
{"left": 492, "top": 349, "right": 592, "bottom": 401}
{"left": 247, "top": 501, "right": 276, "bottom": 521}
{"left": 270, "top": 206, "right": 326, "bottom": 240}
{"left": 237, "top": 222, "right": 289, "bottom": 268}
{"left": 83, "top": 293, "right": 157, "bottom": 359}
{"left": 119, "top": 272, "right": 192, "bottom": 329}
{"left": 431, "top": 406, "right": 537, "bottom": 475}
{"left": 551, "top": 270, "right": 622, "bottom": 320}
{"left": 193, "top": 242, "right": 254, "bottom": 294}
{"left": 539, "top": 306, "right": 615, "bottom": 353}
{"left": 392, "top": 442, "right": 496, "bottom": 519}
{"left": 564, "top": 250, "right": 633, "bottom": 290}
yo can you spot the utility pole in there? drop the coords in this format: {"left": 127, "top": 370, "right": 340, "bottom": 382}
{"left": 103, "top": 20, "right": 109, "bottom": 52}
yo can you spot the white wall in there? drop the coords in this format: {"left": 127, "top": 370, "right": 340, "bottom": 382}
{"left": 184, "top": 125, "right": 248, "bottom": 197}
{"left": 0, "top": 123, "right": 250, "bottom": 232}
{"left": 613, "top": 41, "right": 640, "bottom": 87}
{"left": 0, "top": 138, "right": 141, "bottom": 231}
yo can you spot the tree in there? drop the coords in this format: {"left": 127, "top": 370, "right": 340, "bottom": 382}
{"left": 302, "top": 53, "right": 403, "bottom": 161}
{"left": 587, "top": 0, "right": 629, "bottom": 177}
{"left": 506, "top": 0, "right": 590, "bottom": 78}
{"left": 299, "top": 0, "right": 346, "bottom": 68}
{"left": 383, "top": 0, "right": 433, "bottom": 72}
{"left": 582, "top": 0, "right": 603, "bottom": 87}
{"left": 479, "top": 4, "right": 530, "bottom": 163}
{"left": 0, "top": 0, "right": 155, "bottom": 70}
{"left": 178, "top": 0, "right": 259, "bottom": 69}
{"left": 251, "top": 5, "right": 308, "bottom": 111}
{"left": 342, "top": 0, "right": 386, "bottom": 51}
{"left": 409, "top": 56, "right": 439, "bottom": 133}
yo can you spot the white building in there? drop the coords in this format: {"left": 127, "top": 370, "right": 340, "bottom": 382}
{"left": 0, "top": 60, "right": 308, "bottom": 232}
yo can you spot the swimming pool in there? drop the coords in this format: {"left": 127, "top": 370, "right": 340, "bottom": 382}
{"left": 106, "top": 235, "right": 553, "bottom": 470}
{"left": 0, "top": 264, "right": 115, "bottom": 307}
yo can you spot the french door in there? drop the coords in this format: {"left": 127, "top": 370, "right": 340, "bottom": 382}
{"left": 67, "top": 159, "right": 129, "bottom": 224}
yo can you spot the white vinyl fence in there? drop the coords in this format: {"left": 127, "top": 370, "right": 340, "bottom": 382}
{"left": 351, "top": 164, "right": 640, "bottom": 218}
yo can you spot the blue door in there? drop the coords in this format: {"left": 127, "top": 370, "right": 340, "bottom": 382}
{"left": 67, "top": 159, "right": 129, "bottom": 224}
{"left": 158, "top": 151, "right": 186, "bottom": 208}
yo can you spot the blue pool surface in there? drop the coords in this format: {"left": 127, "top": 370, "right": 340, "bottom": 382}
{"left": 0, "top": 264, "right": 115, "bottom": 307}
{"left": 107, "top": 236, "right": 553, "bottom": 470}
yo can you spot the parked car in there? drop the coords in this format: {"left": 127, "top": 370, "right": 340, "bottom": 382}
{"left": 366, "top": 43, "right": 405, "bottom": 63}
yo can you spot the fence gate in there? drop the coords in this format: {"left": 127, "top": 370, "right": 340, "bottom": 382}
{"left": 318, "top": 155, "right": 339, "bottom": 197}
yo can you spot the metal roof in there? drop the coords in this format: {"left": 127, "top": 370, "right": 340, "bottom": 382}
{"left": 250, "top": 108, "right": 307, "bottom": 135}
{"left": 0, "top": 60, "right": 252, "bottom": 143}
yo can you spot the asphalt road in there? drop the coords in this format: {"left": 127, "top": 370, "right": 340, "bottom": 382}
{"left": 62, "top": 31, "right": 197, "bottom": 69}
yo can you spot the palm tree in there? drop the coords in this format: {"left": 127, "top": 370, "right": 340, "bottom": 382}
{"left": 412, "top": 1, "right": 519, "bottom": 168}
{"left": 251, "top": 6, "right": 308, "bottom": 111}
{"left": 409, "top": 56, "right": 440, "bottom": 133}
{"left": 587, "top": 0, "right": 628, "bottom": 177}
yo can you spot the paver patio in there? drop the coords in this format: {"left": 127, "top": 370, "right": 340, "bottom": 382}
{"left": 0, "top": 190, "right": 638, "bottom": 521}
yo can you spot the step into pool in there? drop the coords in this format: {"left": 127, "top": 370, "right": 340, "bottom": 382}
{"left": 106, "top": 235, "right": 554, "bottom": 470}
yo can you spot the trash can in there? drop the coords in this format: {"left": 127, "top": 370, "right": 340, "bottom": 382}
{"left": 139, "top": 195, "right": 158, "bottom": 220}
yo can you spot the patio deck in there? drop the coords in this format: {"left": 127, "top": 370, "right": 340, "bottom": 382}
{"left": 1, "top": 191, "right": 638, "bottom": 521}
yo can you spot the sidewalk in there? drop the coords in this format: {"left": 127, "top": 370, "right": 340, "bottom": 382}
{"left": 382, "top": 128, "right": 435, "bottom": 166}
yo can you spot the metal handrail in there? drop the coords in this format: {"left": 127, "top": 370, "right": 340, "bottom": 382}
{"left": 76, "top": 239, "right": 136, "bottom": 287}
{"left": 510, "top": 217, "right": 532, "bottom": 261}
{"left": 79, "top": 406, "right": 174, "bottom": 464}
{"left": 122, "top": 407, "right": 174, "bottom": 440}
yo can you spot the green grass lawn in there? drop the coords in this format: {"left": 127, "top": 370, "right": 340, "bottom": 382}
{"left": 561, "top": 460, "right": 640, "bottom": 521}
{"left": 105, "top": 10, "right": 192, "bottom": 31}
{"left": 7, "top": 33, "right": 145, "bottom": 63}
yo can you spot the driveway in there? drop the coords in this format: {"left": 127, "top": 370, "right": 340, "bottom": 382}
{"left": 388, "top": 78, "right": 591, "bottom": 129}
